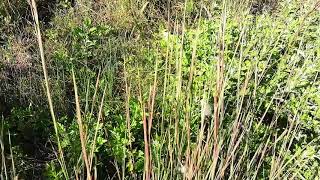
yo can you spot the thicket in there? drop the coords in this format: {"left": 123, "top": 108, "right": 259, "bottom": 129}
{"left": 1, "top": 0, "right": 320, "bottom": 179}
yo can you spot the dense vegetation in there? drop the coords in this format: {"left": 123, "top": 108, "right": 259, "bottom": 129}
{"left": 1, "top": 0, "right": 320, "bottom": 179}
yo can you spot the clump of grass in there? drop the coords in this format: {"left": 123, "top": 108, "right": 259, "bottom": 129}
{"left": 123, "top": 0, "right": 320, "bottom": 179}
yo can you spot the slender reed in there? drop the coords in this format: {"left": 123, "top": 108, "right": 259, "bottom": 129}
{"left": 72, "top": 69, "right": 91, "bottom": 180}
{"left": 28, "top": 0, "right": 68, "bottom": 178}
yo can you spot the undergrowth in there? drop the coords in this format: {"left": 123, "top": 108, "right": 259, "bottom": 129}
{"left": 1, "top": 0, "right": 320, "bottom": 179}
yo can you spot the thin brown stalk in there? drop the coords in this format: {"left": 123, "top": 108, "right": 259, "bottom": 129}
{"left": 124, "top": 62, "right": 132, "bottom": 150}
{"left": 143, "top": 104, "right": 150, "bottom": 180}
{"left": 89, "top": 83, "right": 108, "bottom": 171}
{"left": 211, "top": 0, "right": 226, "bottom": 177}
{"left": 138, "top": 71, "right": 150, "bottom": 180}
{"left": 147, "top": 58, "right": 158, "bottom": 178}
{"left": 72, "top": 69, "right": 91, "bottom": 180}
{"left": 124, "top": 60, "right": 137, "bottom": 178}
{"left": 28, "top": 0, "right": 68, "bottom": 178}
{"left": 74, "top": 168, "right": 79, "bottom": 180}
{"left": 148, "top": 58, "right": 158, "bottom": 142}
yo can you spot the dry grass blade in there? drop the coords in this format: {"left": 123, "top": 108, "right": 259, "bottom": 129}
{"left": 138, "top": 70, "right": 151, "bottom": 180}
{"left": 89, "top": 83, "right": 108, "bottom": 171}
{"left": 124, "top": 60, "right": 135, "bottom": 176}
{"left": 142, "top": 103, "right": 150, "bottom": 180}
{"left": 211, "top": 0, "right": 227, "bottom": 177}
{"left": 28, "top": 0, "right": 69, "bottom": 178}
{"left": 72, "top": 68, "right": 92, "bottom": 180}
